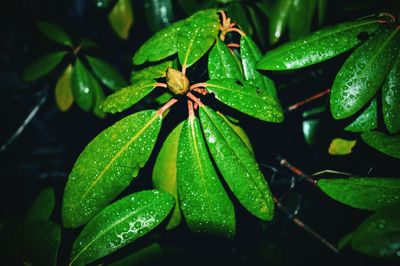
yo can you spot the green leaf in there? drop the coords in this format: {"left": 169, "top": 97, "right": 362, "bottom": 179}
{"left": 18, "top": 221, "right": 61, "bottom": 266}
{"left": 154, "top": 91, "right": 174, "bottom": 105}
{"left": 69, "top": 190, "right": 174, "bottom": 266}
{"left": 177, "top": 9, "right": 220, "bottom": 68}
{"left": 37, "top": 21, "right": 73, "bottom": 46}
{"left": 361, "top": 131, "right": 400, "bottom": 158}
{"left": 62, "top": 110, "right": 162, "bottom": 228}
{"left": 72, "top": 59, "right": 95, "bottom": 111}
{"left": 144, "top": 0, "right": 174, "bottom": 32}
{"left": 108, "top": 0, "right": 134, "bottom": 40}
{"left": 22, "top": 51, "right": 67, "bottom": 82}
{"left": 269, "top": 0, "right": 293, "bottom": 44}
{"left": 55, "top": 64, "right": 74, "bottom": 112}
{"left": 108, "top": 243, "right": 163, "bottom": 266}
{"left": 25, "top": 187, "right": 55, "bottom": 223}
{"left": 318, "top": 177, "right": 400, "bottom": 211}
{"left": 208, "top": 38, "right": 243, "bottom": 80}
{"left": 351, "top": 203, "right": 400, "bottom": 259}
{"left": 382, "top": 53, "right": 400, "bottom": 133}
{"left": 302, "top": 105, "right": 325, "bottom": 146}
{"left": 330, "top": 28, "right": 400, "bottom": 119}
{"left": 247, "top": 5, "right": 267, "bottom": 48}
{"left": 152, "top": 122, "right": 183, "bottom": 230}
{"left": 338, "top": 232, "right": 353, "bottom": 250}
{"left": 345, "top": 97, "right": 377, "bottom": 132}
{"left": 258, "top": 19, "right": 383, "bottom": 70}
{"left": 177, "top": 116, "right": 235, "bottom": 236}
{"left": 100, "top": 80, "right": 158, "bottom": 113}
{"left": 328, "top": 138, "right": 357, "bottom": 155}
{"left": 199, "top": 105, "right": 274, "bottom": 221}
{"left": 91, "top": 73, "right": 106, "bottom": 118}
{"left": 131, "top": 61, "right": 173, "bottom": 83}
{"left": 86, "top": 56, "right": 128, "bottom": 91}
{"left": 288, "top": 0, "right": 316, "bottom": 40}
{"left": 317, "top": 0, "right": 327, "bottom": 26}
{"left": 240, "top": 35, "right": 278, "bottom": 97}
{"left": 205, "top": 79, "right": 284, "bottom": 122}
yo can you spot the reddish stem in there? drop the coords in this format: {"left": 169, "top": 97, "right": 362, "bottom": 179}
{"left": 155, "top": 82, "right": 167, "bottom": 88}
{"left": 189, "top": 82, "right": 207, "bottom": 91}
{"left": 192, "top": 87, "right": 208, "bottom": 95}
{"left": 226, "top": 27, "right": 245, "bottom": 36}
{"left": 187, "top": 100, "right": 195, "bottom": 117}
{"left": 157, "top": 98, "right": 178, "bottom": 115}
{"left": 219, "top": 10, "right": 227, "bottom": 27}
{"left": 187, "top": 92, "right": 204, "bottom": 107}
{"left": 287, "top": 88, "right": 331, "bottom": 112}
{"left": 227, "top": 43, "right": 240, "bottom": 48}
{"left": 280, "top": 159, "right": 316, "bottom": 185}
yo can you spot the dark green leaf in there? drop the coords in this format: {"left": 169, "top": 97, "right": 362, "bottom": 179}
{"left": 317, "top": 0, "right": 327, "bottom": 26}
{"left": 177, "top": 9, "right": 220, "bottom": 68}
{"left": 382, "top": 53, "right": 400, "bottom": 133}
{"left": 177, "top": 116, "right": 235, "bottom": 236}
{"left": 269, "top": 0, "right": 293, "bottom": 44}
{"left": 288, "top": 0, "right": 316, "bottom": 40}
{"left": 108, "top": 0, "right": 134, "bottom": 40}
{"left": 154, "top": 91, "right": 174, "bottom": 105}
{"left": 302, "top": 105, "right": 325, "bottom": 146}
{"left": 199, "top": 105, "right": 274, "bottom": 221}
{"left": 100, "top": 80, "right": 158, "bottom": 113}
{"left": 258, "top": 19, "right": 383, "bottom": 70}
{"left": 338, "top": 232, "right": 353, "bottom": 250}
{"left": 240, "top": 35, "right": 278, "bottom": 97}
{"left": 208, "top": 38, "right": 243, "bottom": 80}
{"left": 205, "top": 79, "right": 284, "bottom": 122}
{"left": 328, "top": 138, "right": 357, "bottom": 155}
{"left": 318, "top": 177, "right": 400, "bottom": 210}
{"left": 25, "top": 187, "right": 55, "bottom": 223}
{"left": 72, "top": 59, "right": 95, "bottom": 111}
{"left": 55, "top": 64, "right": 74, "bottom": 112}
{"left": 18, "top": 221, "right": 61, "bottom": 266}
{"left": 131, "top": 61, "right": 173, "bottom": 83}
{"left": 331, "top": 28, "right": 400, "bottom": 119}
{"left": 37, "top": 21, "right": 73, "bottom": 46}
{"left": 351, "top": 203, "right": 400, "bottom": 259}
{"left": 361, "top": 131, "right": 400, "bottom": 158}
{"left": 247, "top": 5, "right": 266, "bottom": 48}
{"left": 86, "top": 56, "right": 127, "bottom": 91}
{"left": 79, "top": 38, "right": 99, "bottom": 49}
{"left": 62, "top": 110, "right": 162, "bottom": 228}
{"left": 227, "top": 2, "right": 252, "bottom": 36}
{"left": 69, "top": 190, "right": 174, "bottom": 266}
{"left": 345, "top": 97, "right": 377, "bottom": 132}
{"left": 91, "top": 74, "right": 106, "bottom": 118}
{"left": 153, "top": 122, "right": 183, "bottom": 230}
{"left": 144, "top": 0, "right": 174, "bottom": 32}
{"left": 108, "top": 243, "right": 163, "bottom": 266}
{"left": 22, "top": 51, "right": 67, "bottom": 82}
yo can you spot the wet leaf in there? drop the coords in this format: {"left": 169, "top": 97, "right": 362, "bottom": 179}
{"left": 318, "top": 177, "right": 400, "bottom": 211}
{"left": 144, "top": 0, "right": 174, "bottom": 32}
{"left": 154, "top": 91, "right": 174, "bottom": 105}
{"left": 288, "top": 0, "right": 316, "bottom": 40}
{"left": 177, "top": 9, "right": 220, "bottom": 68}
{"left": 25, "top": 187, "right": 55, "bottom": 223}
{"left": 177, "top": 116, "right": 235, "bottom": 236}
{"left": 153, "top": 122, "right": 183, "bottom": 230}
{"left": 302, "top": 105, "right": 325, "bottom": 146}
{"left": 208, "top": 38, "right": 243, "bottom": 80}
{"left": 101, "top": 80, "right": 158, "bottom": 113}
{"left": 345, "top": 97, "right": 377, "bottom": 132}
{"left": 86, "top": 56, "right": 127, "bottom": 91}
{"left": 55, "top": 64, "right": 74, "bottom": 112}
{"left": 108, "top": 0, "right": 134, "bottom": 40}
{"left": 205, "top": 79, "right": 284, "bottom": 122}
{"left": 199, "top": 106, "right": 274, "bottom": 221}
{"left": 62, "top": 110, "right": 162, "bottom": 228}
{"left": 331, "top": 28, "right": 400, "bottom": 119}
{"left": 258, "top": 19, "right": 383, "bottom": 70}
{"left": 69, "top": 190, "right": 174, "bottom": 266}
{"left": 269, "top": 0, "right": 293, "bottom": 44}
{"left": 382, "top": 53, "right": 400, "bottom": 133}
{"left": 72, "top": 59, "right": 95, "bottom": 111}
{"left": 361, "top": 131, "right": 400, "bottom": 158}
{"left": 22, "top": 51, "right": 67, "bottom": 82}
{"left": 131, "top": 61, "right": 173, "bottom": 83}
{"left": 351, "top": 203, "right": 400, "bottom": 259}
{"left": 328, "top": 138, "right": 357, "bottom": 155}
{"left": 37, "top": 21, "right": 73, "bottom": 46}
{"left": 108, "top": 243, "right": 163, "bottom": 266}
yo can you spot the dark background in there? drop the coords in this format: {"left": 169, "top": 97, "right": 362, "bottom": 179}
{"left": 0, "top": 0, "right": 399, "bottom": 265}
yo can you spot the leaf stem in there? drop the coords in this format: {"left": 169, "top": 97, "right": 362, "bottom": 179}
{"left": 73, "top": 45, "right": 82, "bottom": 55}
{"left": 155, "top": 82, "right": 168, "bottom": 88}
{"left": 227, "top": 43, "right": 240, "bottom": 48}
{"left": 157, "top": 98, "right": 178, "bottom": 115}
{"left": 192, "top": 87, "right": 208, "bottom": 95}
{"left": 187, "top": 92, "right": 204, "bottom": 107}
{"left": 279, "top": 158, "right": 316, "bottom": 185}
{"left": 189, "top": 82, "right": 207, "bottom": 91}
{"left": 181, "top": 65, "right": 187, "bottom": 75}
{"left": 226, "top": 27, "right": 245, "bottom": 36}
{"left": 187, "top": 100, "right": 195, "bottom": 117}
{"left": 287, "top": 88, "right": 331, "bottom": 112}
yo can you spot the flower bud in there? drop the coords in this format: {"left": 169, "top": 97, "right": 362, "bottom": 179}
{"left": 166, "top": 68, "right": 189, "bottom": 95}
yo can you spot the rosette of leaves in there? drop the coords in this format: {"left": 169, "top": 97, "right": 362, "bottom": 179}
{"left": 22, "top": 21, "right": 128, "bottom": 117}
{"left": 61, "top": 9, "right": 283, "bottom": 263}
{"left": 257, "top": 14, "right": 400, "bottom": 156}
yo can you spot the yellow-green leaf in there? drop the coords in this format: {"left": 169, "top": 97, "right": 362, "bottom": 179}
{"left": 55, "top": 64, "right": 74, "bottom": 112}
{"left": 108, "top": 0, "right": 134, "bottom": 40}
{"left": 328, "top": 138, "right": 357, "bottom": 155}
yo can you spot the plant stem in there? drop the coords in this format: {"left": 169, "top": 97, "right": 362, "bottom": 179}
{"left": 186, "top": 92, "right": 204, "bottom": 107}
{"left": 227, "top": 43, "right": 240, "bottom": 48}
{"left": 189, "top": 82, "right": 207, "bottom": 91}
{"left": 279, "top": 158, "right": 316, "bottom": 185}
{"left": 287, "top": 88, "right": 331, "bottom": 112}
{"left": 155, "top": 82, "right": 167, "bottom": 88}
{"left": 226, "top": 27, "right": 245, "bottom": 36}
{"left": 157, "top": 98, "right": 178, "bottom": 115}
{"left": 187, "top": 100, "right": 195, "bottom": 117}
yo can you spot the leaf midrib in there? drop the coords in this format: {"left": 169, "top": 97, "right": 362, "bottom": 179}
{"left": 206, "top": 82, "right": 272, "bottom": 104}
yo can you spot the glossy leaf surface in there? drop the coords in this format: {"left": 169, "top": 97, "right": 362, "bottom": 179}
{"left": 345, "top": 97, "right": 377, "bottom": 132}
{"left": 205, "top": 79, "right": 283, "bottom": 122}
{"left": 131, "top": 61, "right": 172, "bottom": 83}
{"left": 177, "top": 116, "right": 235, "bottom": 236}
{"left": 86, "top": 56, "right": 127, "bottom": 91}
{"left": 331, "top": 28, "right": 400, "bottom": 119}
{"left": 152, "top": 122, "right": 183, "bottom": 230}
{"left": 101, "top": 80, "right": 157, "bottom": 113}
{"left": 22, "top": 51, "right": 67, "bottom": 82}
{"left": 199, "top": 106, "right": 274, "bottom": 221}
{"left": 72, "top": 59, "right": 95, "bottom": 111}
{"left": 287, "top": 0, "right": 316, "bottom": 40}
{"left": 382, "top": 53, "right": 400, "bottom": 133}
{"left": 269, "top": 0, "right": 292, "bottom": 44}
{"left": 37, "top": 21, "right": 73, "bottom": 46}
{"left": 25, "top": 187, "right": 55, "bottom": 223}
{"left": 361, "top": 131, "right": 400, "bottom": 158}
{"left": 144, "top": 0, "right": 174, "bottom": 32}
{"left": 70, "top": 190, "right": 174, "bottom": 266}
{"left": 108, "top": 0, "right": 133, "bottom": 40}
{"left": 208, "top": 38, "right": 243, "bottom": 80}
{"left": 91, "top": 73, "right": 106, "bottom": 118}
{"left": 328, "top": 138, "right": 356, "bottom": 155}
{"left": 62, "top": 110, "right": 162, "bottom": 228}
{"left": 55, "top": 64, "right": 74, "bottom": 112}
{"left": 258, "top": 19, "right": 383, "bottom": 70}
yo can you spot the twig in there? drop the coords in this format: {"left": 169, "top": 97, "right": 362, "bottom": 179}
{"left": 286, "top": 88, "right": 331, "bottom": 112}
{"left": 189, "top": 82, "right": 207, "bottom": 91}
{"left": 226, "top": 27, "right": 245, "bottom": 36}
{"left": 155, "top": 82, "right": 168, "bottom": 88}
{"left": 157, "top": 98, "right": 178, "bottom": 115}
{"left": 279, "top": 159, "right": 316, "bottom": 185}
{"left": 187, "top": 100, "right": 195, "bottom": 117}
{"left": 311, "top": 170, "right": 352, "bottom": 177}
{"left": 186, "top": 92, "right": 204, "bottom": 107}
{"left": 227, "top": 43, "right": 240, "bottom": 48}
